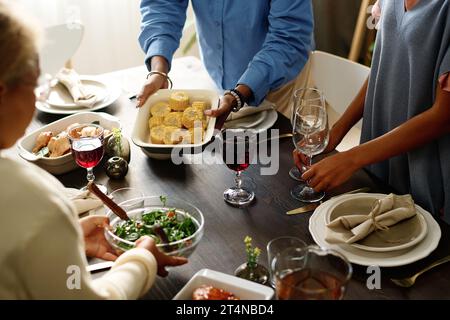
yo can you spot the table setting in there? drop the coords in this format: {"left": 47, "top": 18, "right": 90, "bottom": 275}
{"left": 11, "top": 56, "right": 450, "bottom": 300}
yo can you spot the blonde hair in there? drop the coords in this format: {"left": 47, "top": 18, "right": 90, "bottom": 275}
{"left": 0, "top": 1, "right": 42, "bottom": 86}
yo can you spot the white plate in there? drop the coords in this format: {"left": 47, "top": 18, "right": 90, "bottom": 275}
{"left": 36, "top": 79, "right": 121, "bottom": 115}
{"left": 46, "top": 78, "right": 109, "bottom": 109}
{"left": 173, "top": 269, "right": 274, "bottom": 300}
{"left": 308, "top": 193, "right": 441, "bottom": 267}
{"left": 224, "top": 111, "right": 268, "bottom": 129}
{"left": 17, "top": 112, "right": 121, "bottom": 175}
{"left": 251, "top": 109, "right": 278, "bottom": 133}
{"left": 325, "top": 194, "right": 428, "bottom": 252}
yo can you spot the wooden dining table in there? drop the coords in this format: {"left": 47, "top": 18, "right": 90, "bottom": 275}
{"left": 7, "top": 57, "right": 450, "bottom": 300}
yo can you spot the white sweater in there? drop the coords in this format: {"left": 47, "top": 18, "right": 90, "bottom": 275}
{"left": 0, "top": 156, "right": 157, "bottom": 299}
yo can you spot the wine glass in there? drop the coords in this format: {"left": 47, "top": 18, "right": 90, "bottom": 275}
{"left": 221, "top": 129, "right": 256, "bottom": 207}
{"left": 291, "top": 103, "right": 329, "bottom": 202}
{"left": 289, "top": 88, "right": 325, "bottom": 181}
{"left": 68, "top": 123, "right": 107, "bottom": 193}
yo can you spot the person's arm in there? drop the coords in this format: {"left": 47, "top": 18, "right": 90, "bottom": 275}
{"left": 325, "top": 78, "right": 368, "bottom": 152}
{"left": 136, "top": 0, "right": 188, "bottom": 107}
{"left": 206, "top": 0, "right": 314, "bottom": 118}
{"left": 303, "top": 85, "right": 450, "bottom": 192}
{"left": 18, "top": 203, "right": 187, "bottom": 299}
{"left": 237, "top": 0, "right": 313, "bottom": 106}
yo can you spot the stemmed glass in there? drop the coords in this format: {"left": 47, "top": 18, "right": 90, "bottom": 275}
{"left": 289, "top": 88, "right": 325, "bottom": 181}
{"left": 68, "top": 123, "right": 107, "bottom": 193}
{"left": 221, "top": 129, "right": 256, "bottom": 207}
{"left": 290, "top": 102, "right": 329, "bottom": 202}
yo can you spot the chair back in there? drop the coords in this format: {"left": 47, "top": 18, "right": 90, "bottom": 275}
{"left": 39, "top": 23, "right": 84, "bottom": 75}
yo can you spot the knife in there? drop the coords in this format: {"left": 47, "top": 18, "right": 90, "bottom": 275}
{"left": 86, "top": 261, "right": 114, "bottom": 273}
{"left": 286, "top": 187, "right": 371, "bottom": 215}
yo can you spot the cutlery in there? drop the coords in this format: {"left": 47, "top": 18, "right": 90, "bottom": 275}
{"left": 390, "top": 255, "right": 450, "bottom": 288}
{"left": 258, "top": 133, "right": 293, "bottom": 144}
{"left": 286, "top": 187, "right": 371, "bottom": 215}
{"left": 87, "top": 182, "right": 130, "bottom": 221}
{"left": 86, "top": 261, "right": 114, "bottom": 273}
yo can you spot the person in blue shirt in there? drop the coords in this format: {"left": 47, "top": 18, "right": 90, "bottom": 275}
{"left": 136, "top": 0, "right": 313, "bottom": 119}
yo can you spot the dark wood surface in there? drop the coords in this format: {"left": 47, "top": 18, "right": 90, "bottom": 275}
{"left": 18, "top": 95, "right": 450, "bottom": 300}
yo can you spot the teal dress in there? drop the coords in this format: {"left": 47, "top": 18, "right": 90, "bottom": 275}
{"left": 361, "top": 0, "right": 450, "bottom": 223}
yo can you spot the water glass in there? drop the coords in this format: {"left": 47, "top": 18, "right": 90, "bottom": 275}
{"left": 267, "top": 236, "right": 306, "bottom": 287}
{"left": 109, "top": 187, "right": 145, "bottom": 211}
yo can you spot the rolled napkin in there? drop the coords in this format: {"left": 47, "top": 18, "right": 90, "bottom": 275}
{"left": 64, "top": 188, "right": 103, "bottom": 216}
{"left": 325, "top": 194, "right": 416, "bottom": 244}
{"left": 226, "top": 100, "right": 275, "bottom": 122}
{"left": 55, "top": 68, "right": 98, "bottom": 108}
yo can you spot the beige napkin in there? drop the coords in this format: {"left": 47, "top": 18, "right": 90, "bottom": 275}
{"left": 64, "top": 188, "right": 103, "bottom": 216}
{"left": 226, "top": 100, "right": 274, "bottom": 121}
{"left": 325, "top": 194, "right": 416, "bottom": 244}
{"left": 55, "top": 68, "right": 98, "bottom": 108}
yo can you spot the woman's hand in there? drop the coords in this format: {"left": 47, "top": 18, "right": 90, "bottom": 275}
{"left": 136, "top": 74, "right": 169, "bottom": 108}
{"left": 80, "top": 216, "right": 118, "bottom": 261}
{"left": 292, "top": 125, "right": 346, "bottom": 171}
{"left": 301, "top": 150, "right": 361, "bottom": 192}
{"left": 135, "top": 236, "right": 188, "bottom": 277}
{"left": 136, "top": 55, "right": 170, "bottom": 108}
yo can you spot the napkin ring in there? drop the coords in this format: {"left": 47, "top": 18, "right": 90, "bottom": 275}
{"left": 147, "top": 71, "right": 173, "bottom": 89}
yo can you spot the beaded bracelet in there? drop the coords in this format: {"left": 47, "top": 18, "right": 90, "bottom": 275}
{"left": 147, "top": 71, "right": 173, "bottom": 89}
{"left": 224, "top": 89, "right": 244, "bottom": 112}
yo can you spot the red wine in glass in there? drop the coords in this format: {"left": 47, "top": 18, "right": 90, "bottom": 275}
{"left": 71, "top": 138, "right": 104, "bottom": 168}
{"left": 68, "top": 123, "right": 107, "bottom": 194}
{"left": 221, "top": 130, "right": 255, "bottom": 206}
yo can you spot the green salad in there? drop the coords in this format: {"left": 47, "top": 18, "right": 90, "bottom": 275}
{"left": 113, "top": 203, "right": 197, "bottom": 247}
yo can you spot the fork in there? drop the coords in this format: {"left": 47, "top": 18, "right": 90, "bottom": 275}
{"left": 390, "top": 255, "right": 450, "bottom": 287}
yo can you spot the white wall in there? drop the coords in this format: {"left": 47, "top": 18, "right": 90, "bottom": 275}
{"left": 16, "top": 0, "right": 198, "bottom": 75}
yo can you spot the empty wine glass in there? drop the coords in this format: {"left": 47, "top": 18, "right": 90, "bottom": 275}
{"left": 289, "top": 88, "right": 325, "bottom": 181}
{"left": 68, "top": 123, "right": 107, "bottom": 194}
{"left": 221, "top": 129, "right": 257, "bottom": 207}
{"left": 291, "top": 103, "right": 329, "bottom": 202}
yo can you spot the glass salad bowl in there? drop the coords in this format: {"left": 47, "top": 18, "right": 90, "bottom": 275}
{"left": 105, "top": 196, "right": 204, "bottom": 258}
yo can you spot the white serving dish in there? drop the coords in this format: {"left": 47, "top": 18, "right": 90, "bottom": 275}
{"left": 17, "top": 112, "right": 121, "bottom": 175}
{"left": 131, "top": 89, "right": 219, "bottom": 160}
{"left": 173, "top": 269, "right": 274, "bottom": 300}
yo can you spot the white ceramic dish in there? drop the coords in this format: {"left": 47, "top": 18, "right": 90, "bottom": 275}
{"left": 224, "top": 111, "right": 268, "bottom": 129}
{"left": 325, "top": 194, "right": 428, "bottom": 252}
{"left": 46, "top": 78, "right": 109, "bottom": 109}
{"left": 17, "top": 112, "right": 121, "bottom": 175}
{"left": 252, "top": 109, "right": 278, "bottom": 133}
{"left": 309, "top": 193, "right": 441, "bottom": 267}
{"left": 131, "top": 89, "right": 219, "bottom": 160}
{"left": 173, "top": 269, "right": 274, "bottom": 300}
{"left": 35, "top": 77, "right": 121, "bottom": 115}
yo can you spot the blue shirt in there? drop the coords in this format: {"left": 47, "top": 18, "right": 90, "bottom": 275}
{"left": 139, "top": 0, "right": 313, "bottom": 105}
